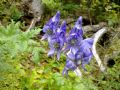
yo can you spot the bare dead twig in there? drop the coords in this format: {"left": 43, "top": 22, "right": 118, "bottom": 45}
{"left": 27, "top": 16, "right": 41, "bottom": 31}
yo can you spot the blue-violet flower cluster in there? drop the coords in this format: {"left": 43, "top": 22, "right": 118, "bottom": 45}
{"left": 42, "top": 11, "right": 66, "bottom": 60}
{"left": 42, "top": 11, "right": 94, "bottom": 76}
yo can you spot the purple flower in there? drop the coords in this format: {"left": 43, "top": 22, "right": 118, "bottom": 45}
{"left": 79, "top": 38, "right": 94, "bottom": 70}
{"left": 47, "top": 36, "right": 63, "bottom": 60}
{"left": 64, "top": 16, "right": 83, "bottom": 53}
{"left": 64, "top": 33, "right": 82, "bottom": 53}
{"left": 62, "top": 38, "right": 94, "bottom": 76}
{"left": 62, "top": 59, "right": 77, "bottom": 76}
{"left": 56, "top": 21, "right": 66, "bottom": 42}
{"left": 62, "top": 35, "right": 83, "bottom": 76}
{"left": 80, "top": 38, "right": 93, "bottom": 57}
{"left": 47, "top": 21, "right": 66, "bottom": 60}
{"left": 61, "top": 16, "right": 94, "bottom": 76}
{"left": 70, "top": 16, "right": 83, "bottom": 37}
{"left": 42, "top": 11, "right": 60, "bottom": 40}
{"left": 74, "top": 50, "right": 83, "bottom": 66}
{"left": 68, "top": 33, "right": 81, "bottom": 46}
{"left": 66, "top": 38, "right": 94, "bottom": 67}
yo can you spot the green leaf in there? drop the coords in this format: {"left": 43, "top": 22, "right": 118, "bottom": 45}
{"left": 32, "top": 47, "right": 41, "bottom": 64}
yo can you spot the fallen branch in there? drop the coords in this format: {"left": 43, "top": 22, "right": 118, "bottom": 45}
{"left": 92, "top": 27, "right": 107, "bottom": 72}
{"left": 83, "top": 22, "right": 107, "bottom": 33}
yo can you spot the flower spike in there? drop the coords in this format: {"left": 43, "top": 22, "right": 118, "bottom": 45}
{"left": 42, "top": 11, "right": 60, "bottom": 40}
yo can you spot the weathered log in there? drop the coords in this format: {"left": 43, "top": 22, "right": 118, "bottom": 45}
{"left": 31, "top": 0, "right": 43, "bottom": 18}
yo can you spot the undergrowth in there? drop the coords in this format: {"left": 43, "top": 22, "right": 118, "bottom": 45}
{"left": 0, "top": 21, "right": 120, "bottom": 90}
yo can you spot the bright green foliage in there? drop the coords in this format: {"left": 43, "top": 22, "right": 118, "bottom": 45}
{"left": 0, "top": 21, "right": 45, "bottom": 89}
{"left": 90, "top": 0, "right": 120, "bottom": 27}
{"left": 0, "top": 0, "right": 22, "bottom": 24}
{"left": 10, "top": 4, "right": 22, "bottom": 21}
{"left": 0, "top": 20, "right": 42, "bottom": 57}
{"left": 42, "top": 0, "right": 61, "bottom": 10}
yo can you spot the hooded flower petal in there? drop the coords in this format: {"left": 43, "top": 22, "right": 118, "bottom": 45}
{"left": 48, "top": 35, "right": 65, "bottom": 60}
{"left": 79, "top": 38, "right": 94, "bottom": 70}
{"left": 67, "top": 33, "right": 81, "bottom": 48}
{"left": 70, "top": 16, "right": 83, "bottom": 36}
{"left": 83, "top": 38, "right": 94, "bottom": 46}
{"left": 59, "top": 21, "right": 66, "bottom": 33}
{"left": 62, "top": 59, "right": 77, "bottom": 76}
{"left": 52, "top": 11, "right": 60, "bottom": 23}
{"left": 47, "top": 48, "right": 55, "bottom": 57}
{"left": 82, "top": 55, "right": 93, "bottom": 71}
{"left": 82, "top": 55, "right": 93, "bottom": 64}
{"left": 75, "top": 16, "right": 82, "bottom": 27}
{"left": 65, "top": 59, "right": 77, "bottom": 70}
{"left": 57, "top": 21, "right": 66, "bottom": 42}
{"left": 42, "top": 11, "right": 60, "bottom": 40}
{"left": 75, "top": 51, "right": 83, "bottom": 66}
{"left": 64, "top": 31, "right": 82, "bottom": 54}
{"left": 67, "top": 48, "right": 75, "bottom": 60}
{"left": 80, "top": 38, "right": 94, "bottom": 57}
